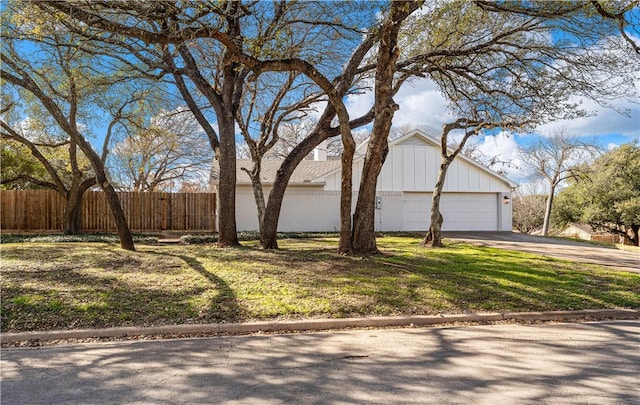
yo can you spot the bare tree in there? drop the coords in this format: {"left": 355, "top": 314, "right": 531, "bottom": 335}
{"left": 388, "top": 0, "right": 638, "bottom": 248}
{"left": 1, "top": 5, "right": 144, "bottom": 247}
{"left": 234, "top": 70, "right": 323, "bottom": 236}
{"left": 268, "top": 121, "right": 370, "bottom": 159}
{"left": 109, "top": 107, "right": 212, "bottom": 192}
{"left": 512, "top": 182, "right": 548, "bottom": 234}
{"left": 517, "top": 131, "right": 600, "bottom": 236}
{"left": 36, "top": 0, "right": 372, "bottom": 249}
{"left": 34, "top": 0, "right": 407, "bottom": 253}
{"left": 35, "top": 0, "right": 638, "bottom": 256}
{"left": 351, "top": 1, "right": 422, "bottom": 254}
{"left": 421, "top": 120, "right": 506, "bottom": 247}
{"left": 459, "top": 138, "right": 516, "bottom": 177}
{"left": 264, "top": 120, "right": 318, "bottom": 159}
{"left": 475, "top": 0, "right": 640, "bottom": 55}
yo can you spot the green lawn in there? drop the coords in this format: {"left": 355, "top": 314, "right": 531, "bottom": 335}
{"left": 1, "top": 236, "right": 639, "bottom": 333}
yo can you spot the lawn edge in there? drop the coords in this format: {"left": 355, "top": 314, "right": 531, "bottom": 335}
{"left": 2, "top": 309, "right": 638, "bottom": 345}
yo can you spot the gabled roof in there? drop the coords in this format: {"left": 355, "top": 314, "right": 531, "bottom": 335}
{"left": 210, "top": 130, "right": 517, "bottom": 188}
{"left": 322, "top": 129, "right": 518, "bottom": 188}
{"left": 210, "top": 158, "right": 341, "bottom": 185}
{"left": 568, "top": 223, "right": 597, "bottom": 234}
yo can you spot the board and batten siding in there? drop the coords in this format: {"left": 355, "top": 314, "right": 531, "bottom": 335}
{"left": 325, "top": 145, "right": 511, "bottom": 193}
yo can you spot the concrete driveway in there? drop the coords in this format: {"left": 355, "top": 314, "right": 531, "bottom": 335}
{"left": 444, "top": 232, "right": 639, "bottom": 273}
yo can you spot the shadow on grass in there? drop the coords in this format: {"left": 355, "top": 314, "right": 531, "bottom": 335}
{"left": 1, "top": 239, "right": 638, "bottom": 332}
{"left": 179, "top": 240, "right": 640, "bottom": 317}
{"left": 1, "top": 246, "right": 243, "bottom": 332}
{"left": 371, "top": 246, "right": 640, "bottom": 312}
{"left": 148, "top": 251, "right": 243, "bottom": 322}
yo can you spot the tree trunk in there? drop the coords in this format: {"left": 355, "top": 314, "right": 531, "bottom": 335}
{"left": 250, "top": 174, "right": 266, "bottom": 236}
{"left": 75, "top": 137, "right": 135, "bottom": 251}
{"left": 216, "top": 115, "right": 240, "bottom": 247}
{"left": 172, "top": 15, "right": 242, "bottom": 248}
{"left": 421, "top": 161, "right": 450, "bottom": 247}
{"left": 63, "top": 193, "right": 83, "bottom": 235}
{"left": 629, "top": 224, "right": 639, "bottom": 246}
{"left": 351, "top": 138, "right": 390, "bottom": 255}
{"left": 260, "top": 186, "right": 283, "bottom": 249}
{"left": 62, "top": 178, "right": 95, "bottom": 235}
{"left": 542, "top": 185, "right": 555, "bottom": 236}
{"left": 422, "top": 211, "right": 444, "bottom": 247}
{"left": 260, "top": 133, "right": 327, "bottom": 249}
{"left": 351, "top": 1, "right": 412, "bottom": 255}
{"left": 337, "top": 131, "right": 355, "bottom": 254}
{"left": 99, "top": 181, "right": 134, "bottom": 249}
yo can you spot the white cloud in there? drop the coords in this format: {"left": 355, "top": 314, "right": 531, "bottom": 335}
{"left": 344, "top": 59, "right": 638, "bottom": 149}
{"left": 477, "top": 132, "right": 518, "bottom": 162}
{"left": 474, "top": 131, "right": 527, "bottom": 180}
{"left": 392, "top": 78, "right": 453, "bottom": 128}
{"left": 345, "top": 89, "right": 373, "bottom": 120}
{"left": 536, "top": 96, "right": 640, "bottom": 141}
{"left": 344, "top": 77, "right": 453, "bottom": 132}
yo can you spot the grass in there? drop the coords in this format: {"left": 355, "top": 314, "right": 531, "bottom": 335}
{"left": 1, "top": 236, "right": 639, "bottom": 333}
{"left": 0, "top": 233, "right": 160, "bottom": 244}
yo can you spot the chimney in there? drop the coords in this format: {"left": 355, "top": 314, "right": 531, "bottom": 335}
{"left": 313, "top": 140, "right": 327, "bottom": 161}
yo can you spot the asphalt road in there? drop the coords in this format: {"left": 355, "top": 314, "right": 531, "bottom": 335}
{"left": 445, "top": 232, "right": 639, "bottom": 273}
{"left": 2, "top": 321, "right": 639, "bottom": 404}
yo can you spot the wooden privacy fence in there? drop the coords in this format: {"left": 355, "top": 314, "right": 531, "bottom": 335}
{"left": 0, "top": 190, "right": 216, "bottom": 232}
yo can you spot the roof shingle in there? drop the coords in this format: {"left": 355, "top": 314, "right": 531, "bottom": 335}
{"left": 210, "top": 158, "right": 341, "bottom": 184}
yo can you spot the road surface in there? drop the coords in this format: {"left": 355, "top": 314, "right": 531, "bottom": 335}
{"left": 2, "top": 321, "right": 639, "bottom": 404}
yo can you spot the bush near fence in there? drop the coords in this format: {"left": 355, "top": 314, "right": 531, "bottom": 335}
{"left": 0, "top": 190, "right": 216, "bottom": 232}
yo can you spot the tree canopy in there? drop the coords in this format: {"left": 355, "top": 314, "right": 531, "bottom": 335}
{"left": 109, "top": 107, "right": 212, "bottom": 192}
{"left": 0, "top": 1, "right": 149, "bottom": 245}
{"left": 516, "top": 132, "right": 600, "bottom": 236}
{"left": 554, "top": 143, "right": 640, "bottom": 246}
{"left": 3, "top": 0, "right": 638, "bottom": 252}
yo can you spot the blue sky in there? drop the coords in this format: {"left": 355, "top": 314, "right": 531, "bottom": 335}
{"left": 7, "top": 1, "right": 636, "bottom": 187}
{"left": 343, "top": 70, "right": 639, "bottom": 183}
{"left": 343, "top": 4, "right": 640, "bottom": 183}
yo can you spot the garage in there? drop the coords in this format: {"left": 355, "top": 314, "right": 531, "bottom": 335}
{"left": 221, "top": 130, "right": 514, "bottom": 232}
{"left": 402, "top": 192, "right": 500, "bottom": 231}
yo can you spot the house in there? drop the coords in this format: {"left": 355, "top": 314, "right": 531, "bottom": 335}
{"left": 210, "top": 129, "right": 516, "bottom": 232}
{"left": 560, "top": 223, "right": 624, "bottom": 244}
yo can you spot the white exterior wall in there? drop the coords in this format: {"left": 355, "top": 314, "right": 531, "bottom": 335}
{"left": 235, "top": 188, "right": 262, "bottom": 232}
{"left": 374, "top": 192, "right": 404, "bottom": 232}
{"left": 236, "top": 187, "right": 407, "bottom": 232}
{"left": 233, "top": 133, "right": 514, "bottom": 232}
{"left": 236, "top": 187, "right": 348, "bottom": 232}
{"left": 236, "top": 188, "right": 512, "bottom": 232}
{"left": 499, "top": 192, "right": 513, "bottom": 232}
{"left": 278, "top": 189, "right": 343, "bottom": 232}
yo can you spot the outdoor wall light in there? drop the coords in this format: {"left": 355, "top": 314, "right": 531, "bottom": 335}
{"left": 503, "top": 196, "right": 511, "bottom": 205}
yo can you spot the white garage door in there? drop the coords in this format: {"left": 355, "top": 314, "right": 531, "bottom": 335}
{"left": 403, "top": 192, "right": 499, "bottom": 231}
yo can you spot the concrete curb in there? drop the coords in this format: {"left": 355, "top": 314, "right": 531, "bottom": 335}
{"left": 2, "top": 309, "right": 638, "bottom": 344}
